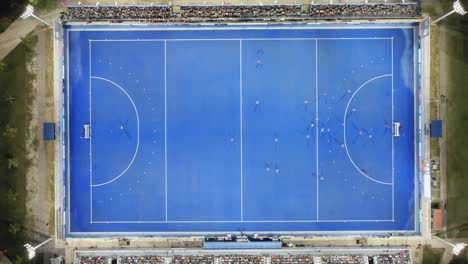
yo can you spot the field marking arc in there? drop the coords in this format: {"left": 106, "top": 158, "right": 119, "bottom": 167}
{"left": 90, "top": 76, "right": 140, "bottom": 187}
{"left": 343, "top": 74, "right": 393, "bottom": 186}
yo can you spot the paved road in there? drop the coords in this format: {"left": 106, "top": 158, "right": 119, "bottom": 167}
{"left": 0, "top": 9, "right": 61, "bottom": 61}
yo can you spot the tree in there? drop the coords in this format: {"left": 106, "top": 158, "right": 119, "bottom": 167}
{"left": 29, "top": 0, "right": 39, "bottom": 8}
{"left": 6, "top": 188, "right": 18, "bottom": 204}
{"left": 4, "top": 93, "right": 16, "bottom": 104}
{"left": 14, "top": 255, "right": 25, "bottom": 264}
{"left": 8, "top": 158, "right": 18, "bottom": 169}
{"left": 8, "top": 223, "right": 20, "bottom": 235}
{"left": 3, "top": 125, "right": 17, "bottom": 138}
{"left": 0, "top": 61, "right": 6, "bottom": 72}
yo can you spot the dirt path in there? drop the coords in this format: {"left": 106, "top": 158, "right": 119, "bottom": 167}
{"left": 36, "top": 29, "right": 50, "bottom": 238}
{"left": 24, "top": 26, "right": 52, "bottom": 251}
{"left": 27, "top": 27, "right": 61, "bottom": 263}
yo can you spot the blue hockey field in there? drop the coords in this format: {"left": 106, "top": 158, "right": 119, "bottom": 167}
{"left": 64, "top": 23, "right": 420, "bottom": 236}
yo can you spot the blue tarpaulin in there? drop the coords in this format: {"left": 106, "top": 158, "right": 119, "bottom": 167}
{"left": 43, "top": 123, "right": 56, "bottom": 141}
{"left": 430, "top": 120, "right": 442, "bottom": 138}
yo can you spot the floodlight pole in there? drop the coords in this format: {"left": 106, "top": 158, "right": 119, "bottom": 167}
{"left": 20, "top": 5, "right": 52, "bottom": 27}
{"left": 24, "top": 237, "right": 53, "bottom": 260}
{"left": 433, "top": 236, "right": 467, "bottom": 256}
{"left": 433, "top": 9, "right": 457, "bottom": 23}
{"left": 433, "top": 0, "right": 467, "bottom": 24}
{"left": 33, "top": 237, "right": 53, "bottom": 249}
{"left": 29, "top": 13, "right": 52, "bottom": 27}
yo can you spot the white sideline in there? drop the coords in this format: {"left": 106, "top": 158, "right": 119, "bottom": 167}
{"left": 239, "top": 40, "right": 243, "bottom": 222}
{"left": 89, "top": 41, "right": 93, "bottom": 222}
{"left": 89, "top": 37, "right": 394, "bottom": 42}
{"left": 164, "top": 40, "right": 168, "bottom": 222}
{"left": 91, "top": 219, "right": 396, "bottom": 224}
{"left": 85, "top": 38, "right": 396, "bottom": 224}
{"left": 315, "top": 39, "right": 319, "bottom": 221}
{"left": 391, "top": 37, "right": 395, "bottom": 221}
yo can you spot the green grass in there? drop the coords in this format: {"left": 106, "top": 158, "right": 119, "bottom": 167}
{"left": 423, "top": 0, "right": 468, "bottom": 239}
{"left": 429, "top": 23, "right": 441, "bottom": 162}
{"left": 430, "top": 138, "right": 440, "bottom": 160}
{"left": 0, "top": 34, "right": 37, "bottom": 262}
{"left": 30, "top": 0, "right": 58, "bottom": 13}
{"left": 445, "top": 23, "right": 468, "bottom": 238}
{"left": 449, "top": 250, "right": 468, "bottom": 264}
{"left": 430, "top": 25, "right": 440, "bottom": 121}
{"left": 422, "top": 245, "right": 445, "bottom": 264}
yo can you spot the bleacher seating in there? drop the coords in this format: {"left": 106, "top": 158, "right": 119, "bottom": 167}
{"left": 74, "top": 251, "right": 413, "bottom": 264}
{"left": 61, "top": 2, "right": 421, "bottom": 23}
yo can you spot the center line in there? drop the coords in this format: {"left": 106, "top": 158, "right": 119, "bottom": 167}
{"left": 240, "top": 40, "right": 244, "bottom": 222}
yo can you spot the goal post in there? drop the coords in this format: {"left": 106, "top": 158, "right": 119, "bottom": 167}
{"left": 393, "top": 122, "right": 400, "bottom": 137}
{"left": 84, "top": 124, "right": 91, "bottom": 139}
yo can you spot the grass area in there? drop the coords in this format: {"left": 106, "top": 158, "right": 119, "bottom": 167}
{"left": 430, "top": 138, "right": 440, "bottom": 160}
{"left": 430, "top": 26, "right": 440, "bottom": 102}
{"left": 429, "top": 24, "right": 441, "bottom": 161}
{"left": 46, "top": 142, "right": 55, "bottom": 235}
{"left": 30, "top": 0, "right": 58, "bottom": 14}
{"left": 444, "top": 17, "right": 468, "bottom": 238}
{"left": 422, "top": 245, "right": 445, "bottom": 264}
{"left": 0, "top": 33, "right": 36, "bottom": 262}
{"left": 430, "top": 101, "right": 438, "bottom": 120}
{"left": 422, "top": 0, "right": 468, "bottom": 238}
{"left": 45, "top": 28, "right": 56, "bottom": 236}
{"left": 450, "top": 250, "right": 468, "bottom": 264}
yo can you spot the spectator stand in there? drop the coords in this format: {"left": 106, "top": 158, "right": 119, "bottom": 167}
{"left": 61, "top": 2, "right": 421, "bottom": 23}
{"left": 74, "top": 248, "right": 413, "bottom": 264}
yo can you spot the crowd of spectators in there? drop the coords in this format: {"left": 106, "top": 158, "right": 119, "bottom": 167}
{"left": 171, "top": 255, "right": 215, "bottom": 264}
{"left": 74, "top": 252, "right": 412, "bottom": 264}
{"left": 219, "top": 254, "right": 265, "bottom": 263}
{"left": 62, "top": 6, "right": 172, "bottom": 21}
{"left": 373, "top": 251, "right": 411, "bottom": 264}
{"left": 309, "top": 3, "right": 420, "bottom": 18}
{"left": 75, "top": 256, "right": 110, "bottom": 264}
{"left": 61, "top": 2, "right": 420, "bottom": 22}
{"left": 179, "top": 5, "right": 301, "bottom": 20}
{"left": 320, "top": 254, "right": 365, "bottom": 263}
{"left": 119, "top": 255, "right": 165, "bottom": 264}
{"left": 270, "top": 255, "right": 314, "bottom": 264}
